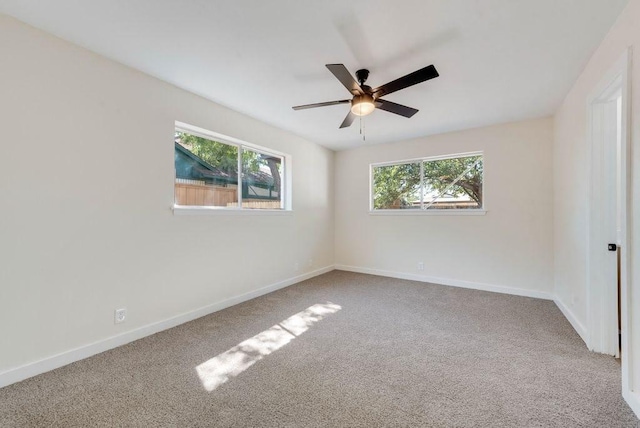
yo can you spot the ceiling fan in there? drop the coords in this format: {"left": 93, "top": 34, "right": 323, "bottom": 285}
{"left": 292, "top": 64, "right": 439, "bottom": 128}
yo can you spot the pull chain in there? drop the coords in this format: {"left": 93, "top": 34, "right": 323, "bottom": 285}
{"left": 359, "top": 115, "right": 366, "bottom": 142}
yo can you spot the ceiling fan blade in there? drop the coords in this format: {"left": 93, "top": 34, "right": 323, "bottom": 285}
{"left": 375, "top": 99, "right": 419, "bottom": 118}
{"left": 326, "top": 64, "right": 364, "bottom": 95}
{"left": 292, "top": 99, "right": 350, "bottom": 110}
{"left": 339, "top": 111, "right": 356, "bottom": 128}
{"left": 373, "top": 65, "right": 439, "bottom": 99}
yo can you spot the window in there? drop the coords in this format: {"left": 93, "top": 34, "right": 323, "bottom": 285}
{"left": 371, "top": 153, "right": 483, "bottom": 211}
{"left": 174, "top": 123, "right": 288, "bottom": 210}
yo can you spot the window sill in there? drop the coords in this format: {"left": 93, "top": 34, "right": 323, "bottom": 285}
{"left": 369, "top": 209, "right": 487, "bottom": 216}
{"left": 172, "top": 205, "right": 293, "bottom": 216}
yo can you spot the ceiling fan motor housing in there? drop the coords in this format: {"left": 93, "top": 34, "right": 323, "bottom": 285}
{"left": 355, "top": 69, "right": 370, "bottom": 86}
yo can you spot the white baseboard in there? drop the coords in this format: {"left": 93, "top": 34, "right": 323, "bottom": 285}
{"left": 1, "top": 265, "right": 593, "bottom": 392}
{"left": 553, "top": 297, "right": 588, "bottom": 346}
{"left": 623, "top": 389, "right": 640, "bottom": 419}
{"left": 335, "top": 265, "right": 595, "bottom": 348}
{"left": 335, "top": 264, "right": 554, "bottom": 300}
{"left": 0, "top": 265, "right": 334, "bottom": 389}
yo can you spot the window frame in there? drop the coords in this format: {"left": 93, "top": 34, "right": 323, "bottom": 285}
{"left": 369, "top": 151, "right": 486, "bottom": 215}
{"left": 173, "top": 121, "right": 292, "bottom": 215}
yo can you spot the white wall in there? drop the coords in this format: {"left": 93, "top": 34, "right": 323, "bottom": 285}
{"left": 554, "top": 0, "right": 639, "bottom": 329}
{"left": 334, "top": 118, "right": 554, "bottom": 298}
{"left": 0, "top": 15, "right": 334, "bottom": 379}
{"left": 552, "top": 0, "right": 640, "bottom": 408}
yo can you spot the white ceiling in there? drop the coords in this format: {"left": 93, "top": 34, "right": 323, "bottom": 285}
{"left": 0, "top": 0, "right": 629, "bottom": 150}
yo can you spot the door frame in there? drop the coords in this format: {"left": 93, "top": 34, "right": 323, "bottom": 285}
{"left": 585, "top": 47, "right": 631, "bottom": 386}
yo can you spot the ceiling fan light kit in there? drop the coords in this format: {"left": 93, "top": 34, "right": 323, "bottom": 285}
{"left": 351, "top": 94, "right": 375, "bottom": 116}
{"left": 292, "top": 63, "right": 439, "bottom": 129}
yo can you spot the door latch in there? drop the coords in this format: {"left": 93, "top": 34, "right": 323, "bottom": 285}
{"left": 608, "top": 243, "right": 618, "bottom": 251}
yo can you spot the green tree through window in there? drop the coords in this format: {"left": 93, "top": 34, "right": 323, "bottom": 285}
{"left": 176, "top": 132, "right": 281, "bottom": 190}
{"left": 372, "top": 155, "right": 483, "bottom": 210}
{"left": 175, "top": 130, "right": 284, "bottom": 209}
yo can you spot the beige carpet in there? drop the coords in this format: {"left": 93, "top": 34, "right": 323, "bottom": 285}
{"left": 1, "top": 271, "right": 638, "bottom": 427}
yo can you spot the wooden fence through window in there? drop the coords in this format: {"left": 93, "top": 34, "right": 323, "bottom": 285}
{"left": 175, "top": 182, "right": 237, "bottom": 207}
{"left": 175, "top": 182, "right": 281, "bottom": 209}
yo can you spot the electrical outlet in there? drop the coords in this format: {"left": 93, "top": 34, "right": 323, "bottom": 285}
{"left": 294, "top": 262, "right": 300, "bottom": 271}
{"left": 417, "top": 262, "right": 424, "bottom": 271}
{"left": 114, "top": 308, "right": 127, "bottom": 324}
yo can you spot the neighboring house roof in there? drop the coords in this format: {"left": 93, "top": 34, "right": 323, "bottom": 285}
{"left": 175, "top": 142, "right": 236, "bottom": 184}
{"left": 174, "top": 142, "right": 275, "bottom": 187}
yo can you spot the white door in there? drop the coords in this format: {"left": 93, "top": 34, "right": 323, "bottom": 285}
{"left": 588, "top": 83, "right": 621, "bottom": 357}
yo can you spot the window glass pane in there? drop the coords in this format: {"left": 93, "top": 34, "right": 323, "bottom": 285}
{"left": 241, "top": 148, "right": 283, "bottom": 209}
{"left": 174, "top": 131, "right": 239, "bottom": 207}
{"left": 422, "top": 155, "right": 483, "bottom": 209}
{"left": 372, "top": 162, "right": 421, "bottom": 209}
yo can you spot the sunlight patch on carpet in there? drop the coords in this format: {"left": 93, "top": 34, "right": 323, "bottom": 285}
{"left": 196, "top": 302, "right": 341, "bottom": 391}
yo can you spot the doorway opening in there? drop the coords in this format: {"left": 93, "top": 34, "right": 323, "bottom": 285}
{"left": 585, "top": 50, "right": 631, "bottom": 398}
{"left": 587, "top": 74, "right": 624, "bottom": 358}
